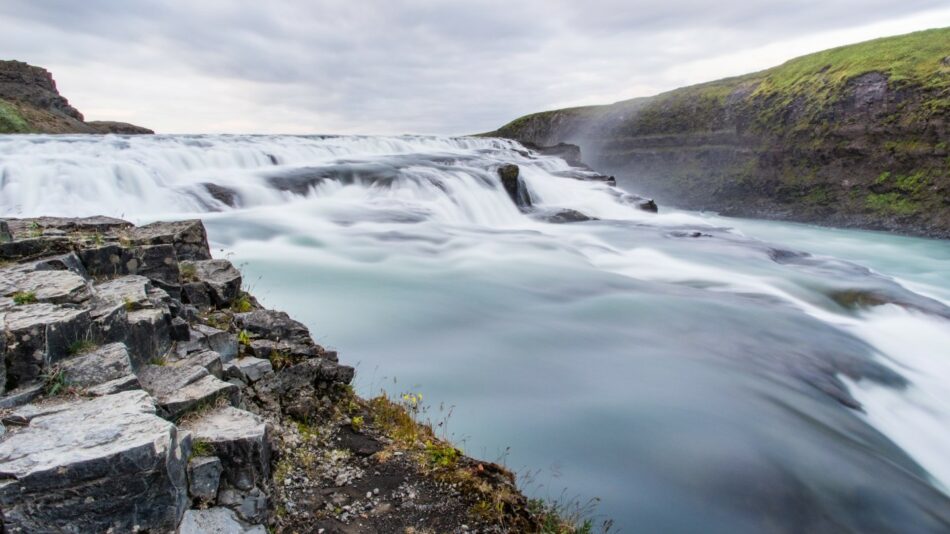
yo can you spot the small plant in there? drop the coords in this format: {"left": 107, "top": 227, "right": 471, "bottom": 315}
{"left": 43, "top": 367, "right": 70, "bottom": 396}
{"left": 28, "top": 221, "right": 41, "bottom": 237}
{"left": 237, "top": 329, "right": 252, "bottom": 346}
{"left": 269, "top": 349, "right": 297, "bottom": 370}
{"left": 67, "top": 338, "right": 97, "bottom": 356}
{"left": 179, "top": 262, "right": 198, "bottom": 282}
{"left": 123, "top": 297, "right": 137, "bottom": 311}
{"left": 92, "top": 232, "right": 104, "bottom": 246}
{"left": 231, "top": 292, "right": 253, "bottom": 313}
{"left": 12, "top": 291, "right": 37, "bottom": 305}
{"left": 149, "top": 355, "right": 168, "bottom": 366}
{"left": 190, "top": 439, "right": 213, "bottom": 459}
{"left": 351, "top": 415, "right": 365, "bottom": 431}
{"left": 425, "top": 440, "right": 460, "bottom": 468}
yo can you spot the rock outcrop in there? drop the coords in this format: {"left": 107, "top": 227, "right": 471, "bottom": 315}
{"left": 0, "top": 60, "right": 153, "bottom": 134}
{"left": 0, "top": 216, "right": 575, "bottom": 533}
{"left": 488, "top": 28, "right": 950, "bottom": 238}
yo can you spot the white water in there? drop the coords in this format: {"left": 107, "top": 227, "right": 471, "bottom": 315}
{"left": 2, "top": 134, "right": 948, "bottom": 532}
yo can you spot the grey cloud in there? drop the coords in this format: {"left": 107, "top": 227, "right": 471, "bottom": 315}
{"left": 1, "top": 0, "right": 947, "bottom": 134}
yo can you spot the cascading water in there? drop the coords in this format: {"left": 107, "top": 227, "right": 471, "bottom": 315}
{"left": 2, "top": 134, "right": 948, "bottom": 532}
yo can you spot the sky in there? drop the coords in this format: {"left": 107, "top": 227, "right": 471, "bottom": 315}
{"left": 2, "top": 1, "right": 948, "bottom": 135}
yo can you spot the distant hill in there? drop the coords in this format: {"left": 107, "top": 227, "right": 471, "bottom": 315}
{"left": 488, "top": 28, "right": 950, "bottom": 238}
{"left": 0, "top": 60, "right": 152, "bottom": 134}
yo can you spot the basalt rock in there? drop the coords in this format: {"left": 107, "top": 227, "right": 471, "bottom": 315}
{"left": 497, "top": 164, "right": 532, "bottom": 209}
{"left": 0, "top": 390, "right": 189, "bottom": 533}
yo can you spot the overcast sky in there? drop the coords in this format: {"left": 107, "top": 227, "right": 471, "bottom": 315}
{"left": 2, "top": 1, "right": 948, "bottom": 135}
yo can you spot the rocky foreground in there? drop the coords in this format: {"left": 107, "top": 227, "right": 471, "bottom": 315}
{"left": 0, "top": 217, "right": 579, "bottom": 533}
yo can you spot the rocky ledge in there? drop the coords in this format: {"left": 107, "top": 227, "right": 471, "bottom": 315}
{"left": 0, "top": 217, "right": 580, "bottom": 533}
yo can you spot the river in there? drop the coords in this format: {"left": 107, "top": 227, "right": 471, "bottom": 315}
{"left": 1, "top": 134, "right": 948, "bottom": 532}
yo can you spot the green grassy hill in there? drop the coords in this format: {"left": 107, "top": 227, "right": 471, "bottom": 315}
{"left": 491, "top": 28, "right": 950, "bottom": 237}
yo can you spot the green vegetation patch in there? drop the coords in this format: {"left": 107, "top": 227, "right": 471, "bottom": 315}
{"left": 0, "top": 100, "right": 30, "bottom": 134}
{"left": 865, "top": 192, "right": 919, "bottom": 215}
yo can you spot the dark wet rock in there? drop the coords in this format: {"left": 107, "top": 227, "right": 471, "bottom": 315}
{"left": 58, "top": 342, "right": 135, "bottom": 390}
{"left": 669, "top": 231, "right": 713, "bottom": 238}
{"left": 123, "top": 307, "right": 173, "bottom": 368}
{"left": 550, "top": 169, "right": 616, "bottom": 185}
{"left": 0, "top": 220, "right": 11, "bottom": 242}
{"left": 129, "top": 219, "right": 212, "bottom": 261}
{"left": 182, "top": 407, "right": 270, "bottom": 491}
{"left": 3, "top": 216, "right": 131, "bottom": 237}
{"left": 335, "top": 425, "right": 384, "bottom": 457}
{"left": 183, "top": 281, "right": 213, "bottom": 308}
{"left": 497, "top": 164, "right": 532, "bottom": 208}
{"left": 0, "top": 390, "right": 189, "bottom": 533}
{"left": 203, "top": 183, "right": 240, "bottom": 208}
{"left": 3, "top": 303, "right": 92, "bottom": 389}
{"left": 188, "top": 456, "right": 224, "bottom": 503}
{"left": 182, "top": 259, "right": 242, "bottom": 307}
{"left": 170, "top": 316, "right": 190, "bottom": 341}
{"left": 178, "top": 507, "right": 266, "bottom": 534}
{"left": 29, "top": 251, "right": 89, "bottom": 279}
{"left": 78, "top": 243, "right": 180, "bottom": 286}
{"left": 543, "top": 209, "right": 598, "bottom": 223}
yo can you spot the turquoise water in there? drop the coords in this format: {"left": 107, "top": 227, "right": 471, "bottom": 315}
{"left": 3, "top": 134, "right": 948, "bottom": 532}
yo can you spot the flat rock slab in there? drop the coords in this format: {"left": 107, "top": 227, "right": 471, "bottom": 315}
{"left": 0, "top": 390, "right": 189, "bottom": 533}
{"left": 0, "top": 266, "right": 91, "bottom": 306}
{"left": 59, "top": 342, "right": 135, "bottom": 389}
{"left": 178, "top": 507, "right": 266, "bottom": 534}
{"left": 233, "top": 356, "right": 273, "bottom": 383}
{"left": 139, "top": 364, "right": 239, "bottom": 419}
{"left": 94, "top": 274, "right": 152, "bottom": 307}
{"left": 182, "top": 407, "right": 270, "bottom": 491}
{"left": 171, "top": 349, "right": 224, "bottom": 378}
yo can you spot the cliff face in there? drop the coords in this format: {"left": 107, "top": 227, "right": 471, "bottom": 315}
{"left": 0, "top": 60, "right": 153, "bottom": 134}
{"left": 490, "top": 28, "right": 950, "bottom": 238}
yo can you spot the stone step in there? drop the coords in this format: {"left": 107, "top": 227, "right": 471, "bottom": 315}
{"left": 181, "top": 406, "right": 270, "bottom": 492}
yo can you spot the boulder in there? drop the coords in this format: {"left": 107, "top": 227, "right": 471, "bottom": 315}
{"left": 203, "top": 183, "right": 240, "bottom": 208}
{"left": 138, "top": 364, "right": 240, "bottom": 420}
{"left": 181, "top": 259, "right": 242, "bottom": 307}
{"left": 130, "top": 220, "right": 212, "bottom": 261}
{"left": 177, "top": 507, "right": 266, "bottom": 534}
{"left": 124, "top": 307, "right": 173, "bottom": 368}
{"left": 58, "top": 342, "right": 136, "bottom": 390}
{"left": 232, "top": 357, "right": 273, "bottom": 383}
{"left": 497, "top": 164, "right": 532, "bottom": 208}
{"left": 254, "top": 358, "right": 354, "bottom": 420}
{"left": 79, "top": 243, "right": 180, "bottom": 286}
{"left": 0, "top": 390, "right": 189, "bottom": 533}
{"left": 543, "top": 209, "right": 598, "bottom": 223}
{"left": 2, "top": 303, "right": 92, "bottom": 389}
{"left": 219, "top": 486, "right": 268, "bottom": 523}
{"left": 235, "top": 309, "right": 312, "bottom": 344}
{"left": 188, "top": 456, "right": 223, "bottom": 502}
{"left": 182, "top": 407, "right": 270, "bottom": 491}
